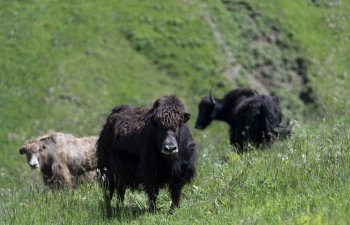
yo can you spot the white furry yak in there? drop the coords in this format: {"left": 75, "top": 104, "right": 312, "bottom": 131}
{"left": 19, "top": 132, "right": 97, "bottom": 188}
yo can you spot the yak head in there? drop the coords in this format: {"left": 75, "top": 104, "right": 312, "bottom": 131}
{"left": 196, "top": 87, "right": 258, "bottom": 129}
{"left": 19, "top": 135, "right": 55, "bottom": 169}
{"left": 195, "top": 88, "right": 217, "bottom": 130}
{"left": 149, "top": 95, "right": 190, "bottom": 156}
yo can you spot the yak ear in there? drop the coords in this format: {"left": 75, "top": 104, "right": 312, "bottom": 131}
{"left": 19, "top": 147, "right": 26, "bottom": 155}
{"left": 183, "top": 113, "right": 191, "bottom": 124}
{"left": 40, "top": 144, "right": 46, "bottom": 151}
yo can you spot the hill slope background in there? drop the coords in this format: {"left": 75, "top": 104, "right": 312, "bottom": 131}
{"left": 1, "top": 0, "right": 349, "bottom": 224}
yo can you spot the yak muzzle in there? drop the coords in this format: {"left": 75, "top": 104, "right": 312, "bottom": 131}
{"left": 161, "top": 144, "right": 178, "bottom": 155}
{"left": 28, "top": 154, "right": 40, "bottom": 169}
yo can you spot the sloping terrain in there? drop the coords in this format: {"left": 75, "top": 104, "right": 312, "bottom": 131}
{"left": 0, "top": 0, "right": 349, "bottom": 224}
{"left": 246, "top": 0, "right": 350, "bottom": 113}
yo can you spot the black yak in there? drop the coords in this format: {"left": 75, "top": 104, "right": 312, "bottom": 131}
{"left": 96, "top": 96, "right": 197, "bottom": 214}
{"left": 195, "top": 88, "right": 290, "bottom": 152}
{"left": 232, "top": 95, "right": 291, "bottom": 150}
{"left": 195, "top": 87, "right": 257, "bottom": 130}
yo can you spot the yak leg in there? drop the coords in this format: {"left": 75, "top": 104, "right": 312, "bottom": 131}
{"left": 230, "top": 128, "right": 244, "bottom": 154}
{"left": 116, "top": 184, "right": 126, "bottom": 207}
{"left": 51, "top": 162, "right": 73, "bottom": 188}
{"left": 102, "top": 175, "right": 114, "bottom": 218}
{"left": 170, "top": 184, "right": 183, "bottom": 209}
{"left": 147, "top": 187, "right": 159, "bottom": 212}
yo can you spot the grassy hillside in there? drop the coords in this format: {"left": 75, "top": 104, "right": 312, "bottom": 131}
{"left": 1, "top": 0, "right": 349, "bottom": 224}
{"left": 246, "top": 0, "right": 350, "bottom": 112}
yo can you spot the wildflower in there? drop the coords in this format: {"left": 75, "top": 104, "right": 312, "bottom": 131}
{"left": 228, "top": 153, "right": 240, "bottom": 162}
{"left": 277, "top": 153, "right": 283, "bottom": 159}
{"left": 335, "top": 151, "right": 342, "bottom": 158}
{"left": 302, "top": 154, "right": 307, "bottom": 164}
{"left": 288, "top": 145, "right": 294, "bottom": 154}
{"left": 20, "top": 203, "right": 28, "bottom": 208}
{"left": 316, "top": 153, "right": 320, "bottom": 162}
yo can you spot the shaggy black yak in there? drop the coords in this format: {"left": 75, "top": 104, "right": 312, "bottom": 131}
{"left": 231, "top": 94, "right": 291, "bottom": 150}
{"left": 195, "top": 88, "right": 290, "bottom": 152}
{"left": 96, "top": 96, "right": 197, "bottom": 214}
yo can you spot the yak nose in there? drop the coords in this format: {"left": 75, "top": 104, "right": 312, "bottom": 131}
{"left": 29, "top": 161, "right": 39, "bottom": 169}
{"left": 162, "top": 144, "right": 178, "bottom": 154}
{"left": 29, "top": 164, "right": 39, "bottom": 169}
{"left": 28, "top": 155, "right": 40, "bottom": 169}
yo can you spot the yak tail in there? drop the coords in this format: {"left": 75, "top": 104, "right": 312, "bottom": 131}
{"left": 261, "top": 102, "right": 291, "bottom": 141}
{"left": 96, "top": 121, "right": 113, "bottom": 177}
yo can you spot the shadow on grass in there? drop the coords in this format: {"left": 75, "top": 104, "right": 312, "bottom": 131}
{"left": 99, "top": 200, "right": 148, "bottom": 222}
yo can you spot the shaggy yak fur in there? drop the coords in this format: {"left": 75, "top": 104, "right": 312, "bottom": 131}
{"left": 19, "top": 132, "right": 98, "bottom": 188}
{"left": 195, "top": 88, "right": 290, "bottom": 152}
{"left": 232, "top": 95, "right": 291, "bottom": 151}
{"left": 96, "top": 96, "right": 197, "bottom": 213}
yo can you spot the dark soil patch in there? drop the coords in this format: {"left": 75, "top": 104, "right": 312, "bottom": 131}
{"left": 222, "top": 0, "right": 318, "bottom": 114}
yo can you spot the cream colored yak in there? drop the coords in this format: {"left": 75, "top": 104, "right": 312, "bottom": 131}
{"left": 19, "top": 132, "right": 97, "bottom": 188}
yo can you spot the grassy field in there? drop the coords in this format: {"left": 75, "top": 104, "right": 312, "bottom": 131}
{"left": 1, "top": 0, "right": 349, "bottom": 224}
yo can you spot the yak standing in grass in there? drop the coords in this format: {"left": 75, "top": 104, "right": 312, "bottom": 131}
{"left": 19, "top": 132, "right": 98, "bottom": 188}
{"left": 96, "top": 96, "right": 197, "bottom": 214}
{"left": 232, "top": 94, "right": 291, "bottom": 150}
{"left": 195, "top": 88, "right": 290, "bottom": 152}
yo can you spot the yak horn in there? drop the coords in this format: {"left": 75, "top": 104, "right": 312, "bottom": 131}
{"left": 209, "top": 87, "right": 216, "bottom": 105}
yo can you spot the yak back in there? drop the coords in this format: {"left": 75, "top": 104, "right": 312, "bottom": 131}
{"left": 96, "top": 105, "right": 138, "bottom": 173}
{"left": 40, "top": 133, "right": 97, "bottom": 175}
{"left": 96, "top": 106, "right": 154, "bottom": 179}
{"left": 216, "top": 88, "right": 257, "bottom": 123}
{"left": 234, "top": 95, "right": 290, "bottom": 142}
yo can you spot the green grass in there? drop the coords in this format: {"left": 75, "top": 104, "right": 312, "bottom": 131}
{"left": 2, "top": 114, "right": 349, "bottom": 224}
{"left": 1, "top": 0, "right": 349, "bottom": 224}
{"left": 246, "top": 0, "right": 350, "bottom": 112}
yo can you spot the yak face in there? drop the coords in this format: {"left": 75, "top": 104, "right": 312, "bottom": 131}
{"left": 195, "top": 96, "right": 216, "bottom": 130}
{"left": 148, "top": 95, "right": 190, "bottom": 156}
{"left": 150, "top": 95, "right": 191, "bottom": 156}
{"left": 26, "top": 153, "right": 40, "bottom": 169}
{"left": 19, "top": 144, "right": 41, "bottom": 169}
{"left": 19, "top": 135, "right": 55, "bottom": 169}
{"left": 153, "top": 112, "right": 190, "bottom": 156}
{"left": 157, "top": 126, "right": 179, "bottom": 155}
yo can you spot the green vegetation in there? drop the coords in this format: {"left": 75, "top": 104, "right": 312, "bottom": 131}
{"left": 247, "top": 0, "right": 350, "bottom": 112}
{"left": 1, "top": 0, "right": 349, "bottom": 224}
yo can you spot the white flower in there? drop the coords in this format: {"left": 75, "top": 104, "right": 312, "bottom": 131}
{"left": 316, "top": 153, "right": 320, "bottom": 162}
{"left": 335, "top": 151, "right": 342, "bottom": 158}
{"left": 302, "top": 154, "right": 307, "bottom": 163}
{"left": 282, "top": 155, "right": 288, "bottom": 161}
